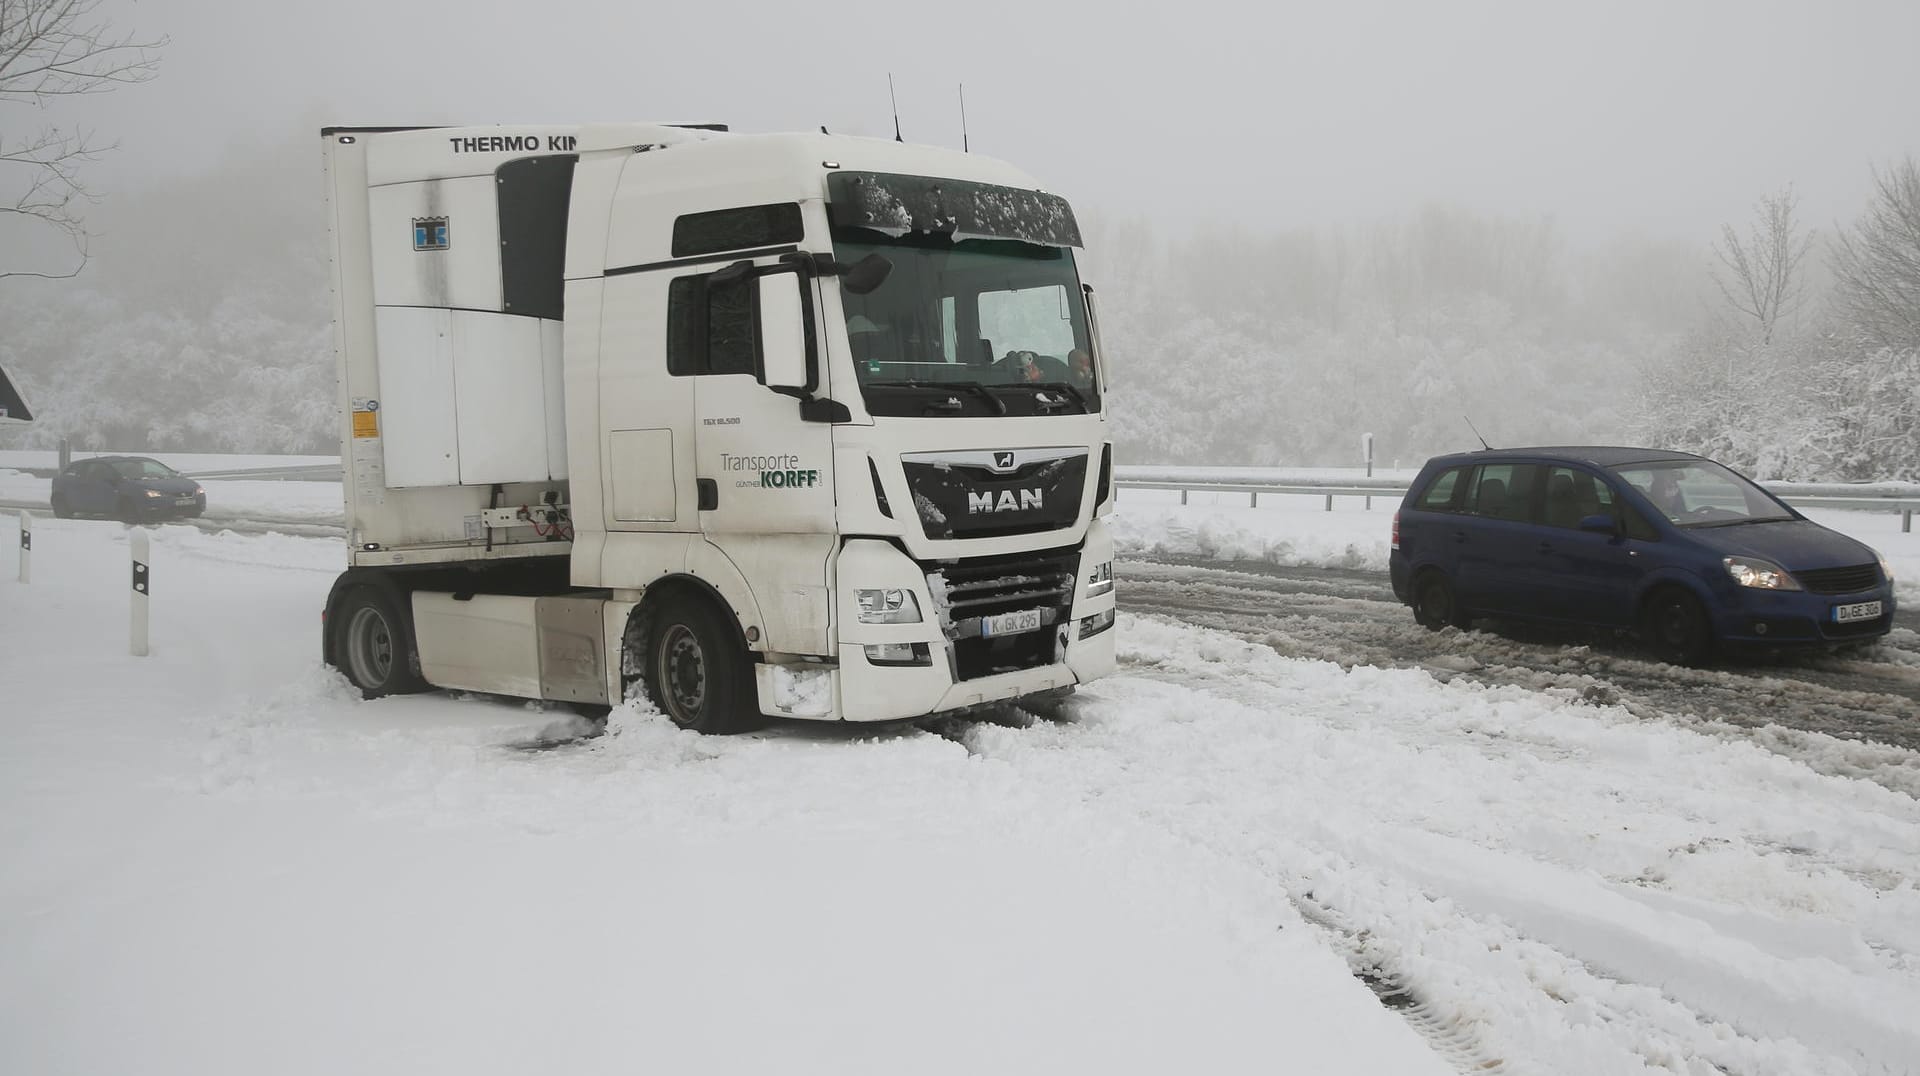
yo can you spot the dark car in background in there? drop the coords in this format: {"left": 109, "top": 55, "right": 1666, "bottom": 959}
{"left": 51, "top": 456, "right": 206, "bottom": 522}
{"left": 1388, "top": 447, "right": 1895, "bottom": 664}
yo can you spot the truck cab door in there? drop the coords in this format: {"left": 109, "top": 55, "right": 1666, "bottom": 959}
{"left": 691, "top": 259, "right": 837, "bottom": 536}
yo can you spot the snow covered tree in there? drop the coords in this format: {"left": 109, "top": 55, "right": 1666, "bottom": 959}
{"left": 0, "top": 0, "right": 166, "bottom": 280}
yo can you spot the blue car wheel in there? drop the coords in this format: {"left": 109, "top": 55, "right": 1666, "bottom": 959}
{"left": 1644, "top": 588, "right": 1713, "bottom": 666}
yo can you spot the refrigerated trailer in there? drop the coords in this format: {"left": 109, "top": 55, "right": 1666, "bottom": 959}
{"left": 318, "top": 122, "right": 1117, "bottom": 732}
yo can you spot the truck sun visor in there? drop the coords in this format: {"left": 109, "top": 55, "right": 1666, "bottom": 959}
{"left": 827, "top": 172, "right": 1082, "bottom": 248}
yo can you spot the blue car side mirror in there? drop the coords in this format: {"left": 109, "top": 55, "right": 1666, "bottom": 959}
{"left": 1578, "top": 513, "right": 1617, "bottom": 534}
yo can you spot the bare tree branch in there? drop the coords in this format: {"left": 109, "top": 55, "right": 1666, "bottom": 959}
{"left": 1710, "top": 185, "right": 1813, "bottom": 348}
{"left": 1831, "top": 158, "right": 1920, "bottom": 352}
{"left": 0, "top": 0, "right": 165, "bottom": 280}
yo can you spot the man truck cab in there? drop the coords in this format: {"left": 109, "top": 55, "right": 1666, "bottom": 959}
{"left": 320, "top": 123, "right": 1117, "bottom": 731}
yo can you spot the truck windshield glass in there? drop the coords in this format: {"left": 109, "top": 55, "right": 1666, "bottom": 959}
{"left": 833, "top": 229, "right": 1098, "bottom": 416}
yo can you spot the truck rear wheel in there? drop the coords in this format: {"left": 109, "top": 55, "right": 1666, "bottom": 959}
{"left": 644, "top": 600, "right": 763, "bottom": 735}
{"left": 333, "top": 586, "right": 429, "bottom": 699}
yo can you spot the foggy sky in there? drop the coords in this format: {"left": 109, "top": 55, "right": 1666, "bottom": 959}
{"left": 43, "top": 0, "right": 1920, "bottom": 243}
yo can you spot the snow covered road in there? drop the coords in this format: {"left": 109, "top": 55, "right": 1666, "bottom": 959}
{"left": 5, "top": 521, "right": 1920, "bottom": 1075}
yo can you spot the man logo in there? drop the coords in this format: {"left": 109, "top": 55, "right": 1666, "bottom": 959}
{"left": 968, "top": 489, "right": 1043, "bottom": 514}
{"left": 993, "top": 451, "right": 1016, "bottom": 470}
{"left": 412, "top": 216, "right": 449, "bottom": 251}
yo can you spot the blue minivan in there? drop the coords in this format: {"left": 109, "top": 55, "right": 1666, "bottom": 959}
{"left": 1389, "top": 447, "right": 1896, "bottom": 664}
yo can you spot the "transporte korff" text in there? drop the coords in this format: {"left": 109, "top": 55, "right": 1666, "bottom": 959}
{"left": 721, "top": 453, "right": 821, "bottom": 489}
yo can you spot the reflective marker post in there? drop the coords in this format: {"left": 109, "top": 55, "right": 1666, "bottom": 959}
{"left": 131, "top": 528, "right": 150, "bottom": 657}
{"left": 1364, "top": 432, "right": 1375, "bottom": 511}
{"left": 16, "top": 510, "right": 28, "bottom": 583}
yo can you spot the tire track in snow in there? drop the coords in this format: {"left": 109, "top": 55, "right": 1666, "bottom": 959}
{"left": 946, "top": 625, "right": 1920, "bottom": 1075}
{"left": 1120, "top": 557, "right": 1920, "bottom": 796}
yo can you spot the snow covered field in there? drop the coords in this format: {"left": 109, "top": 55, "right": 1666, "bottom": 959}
{"left": 5, "top": 518, "right": 1920, "bottom": 1074}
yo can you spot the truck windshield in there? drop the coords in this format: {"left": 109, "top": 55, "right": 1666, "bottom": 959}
{"left": 834, "top": 229, "right": 1099, "bottom": 418}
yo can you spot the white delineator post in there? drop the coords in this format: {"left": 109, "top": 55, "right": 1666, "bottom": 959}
{"left": 1364, "top": 432, "right": 1375, "bottom": 511}
{"left": 131, "top": 528, "right": 150, "bottom": 657}
{"left": 16, "top": 510, "right": 28, "bottom": 583}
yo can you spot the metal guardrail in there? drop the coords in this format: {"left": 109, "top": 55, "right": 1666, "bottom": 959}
{"left": 183, "top": 464, "right": 343, "bottom": 481}
{"left": 1116, "top": 479, "right": 1920, "bottom": 532}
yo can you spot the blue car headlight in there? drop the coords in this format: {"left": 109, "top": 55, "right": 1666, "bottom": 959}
{"left": 1876, "top": 550, "right": 1895, "bottom": 584}
{"left": 1724, "top": 556, "right": 1801, "bottom": 590}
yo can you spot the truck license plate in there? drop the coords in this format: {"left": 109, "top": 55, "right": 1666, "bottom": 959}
{"left": 981, "top": 608, "right": 1044, "bottom": 637}
{"left": 1834, "top": 600, "right": 1882, "bottom": 623}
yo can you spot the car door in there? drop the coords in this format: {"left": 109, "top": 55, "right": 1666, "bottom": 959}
{"left": 1532, "top": 466, "right": 1640, "bottom": 625}
{"left": 1450, "top": 462, "right": 1543, "bottom": 615}
{"left": 75, "top": 461, "right": 116, "bottom": 515}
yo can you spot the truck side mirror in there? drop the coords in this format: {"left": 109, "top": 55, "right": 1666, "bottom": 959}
{"left": 757, "top": 275, "right": 809, "bottom": 392}
{"left": 841, "top": 253, "right": 893, "bottom": 295}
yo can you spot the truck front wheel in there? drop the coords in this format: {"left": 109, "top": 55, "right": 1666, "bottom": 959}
{"left": 333, "top": 586, "right": 429, "bottom": 699}
{"left": 644, "top": 600, "right": 763, "bottom": 735}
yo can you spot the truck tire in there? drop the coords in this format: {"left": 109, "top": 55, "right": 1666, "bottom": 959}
{"left": 643, "top": 599, "right": 764, "bottom": 734}
{"left": 333, "top": 586, "right": 430, "bottom": 698}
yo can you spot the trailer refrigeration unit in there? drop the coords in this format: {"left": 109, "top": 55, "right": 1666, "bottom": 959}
{"left": 319, "top": 122, "right": 1117, "bottom": 732}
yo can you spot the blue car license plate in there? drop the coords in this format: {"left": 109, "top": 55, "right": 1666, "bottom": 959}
{"left": 174, "top": 497, "right": 196, "bottom": 507}
{"left": 1833, "top": 600, "right": 1882, "bottom": 623}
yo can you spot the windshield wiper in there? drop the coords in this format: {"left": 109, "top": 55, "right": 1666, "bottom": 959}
{"left": 1689, "top": 516, "right": 1794, "bottom": 528}
{"left": 1023, "top": 381, "right": 1091, "bottom": 413}
{"left": 865, "top": 379, "right": 1007, "bottom": 416}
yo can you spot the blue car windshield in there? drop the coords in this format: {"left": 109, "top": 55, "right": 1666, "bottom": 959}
{"left": 1610, "top": 460, "right": 1793, "bottom": 527}
{"left": 110, "top": 459, "right": 178, "bottom": 479}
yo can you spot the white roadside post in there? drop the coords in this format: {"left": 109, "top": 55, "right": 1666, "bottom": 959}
{"left": 1364, "top": 432, "right": 1375, "bottom": 511}
{"left": 131, "top": 528, "right": 150, "bottom": 657}
{"left": 16, "top": 510, "right": 28, "bottom": 583}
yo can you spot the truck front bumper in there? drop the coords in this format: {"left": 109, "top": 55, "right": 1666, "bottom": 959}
{"left": 808, "top": 524, "right": 1118, "bottom": 723}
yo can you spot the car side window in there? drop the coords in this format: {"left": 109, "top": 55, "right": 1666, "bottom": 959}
{"left": 1542, "top": 467, "right": 1613, "bottom": 529}
{"left": 1464, "top": 463, "right": 1539, "bottom": 522}
{"left": 1416, "top": 467, "right": 1465, "bottom": 511}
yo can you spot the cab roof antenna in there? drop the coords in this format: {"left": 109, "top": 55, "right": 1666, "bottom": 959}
{"left": 1464, "top": 416, "right": 1494, "bottom": 451}
{"left": 888, "top": 73, "right": 903, "bottom": 142}
{"left": 959, "top": 82, "right": 969, "bottom": 151}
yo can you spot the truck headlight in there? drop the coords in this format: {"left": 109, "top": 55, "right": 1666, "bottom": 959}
{"left": 1085, "top": 560, "right": 1114, "bottom": 598}
{"left": 856, "top": 588, "right": 922, "bottom": 624}
{"left": 1724, "top": 556, "right": 1800, "bottom": 590}
{"left": 864, "top": 642, "right": 931, "bottom": 666}
{"left": 1079, "top": 609, "right": 1115, "bottom": 639}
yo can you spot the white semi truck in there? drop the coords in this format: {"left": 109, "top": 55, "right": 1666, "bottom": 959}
{"left": 319, "top": 122, "right": 1117, "bottom": 732}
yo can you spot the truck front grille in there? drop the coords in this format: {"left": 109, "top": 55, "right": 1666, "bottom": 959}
{"left": 927, "top": 547, "right": 1080, "bottom": 681}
